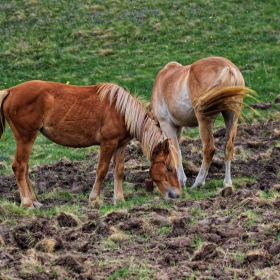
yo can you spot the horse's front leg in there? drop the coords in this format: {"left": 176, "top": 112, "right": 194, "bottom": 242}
{"left": 159, "top": 121, "right": 186, "bottom": 188}
{"left": 89, "top": 140, "right": 118, "bottom": 205}
{"left": 112, "top": 144, "right": 128, "bottom": 204}
{"left": 192, "top": 116, "right": 215, "bottom": 188}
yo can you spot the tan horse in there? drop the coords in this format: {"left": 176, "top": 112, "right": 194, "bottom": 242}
{"left": 0, "top": 80, "right": 181, "bottom": 209}
{"left": 149, "top": 56, "right": 253, "bottom": 188}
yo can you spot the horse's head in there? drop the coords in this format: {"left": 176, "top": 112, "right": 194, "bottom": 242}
{"left": 149, "top": 139, "right": 182, "bottom": 199}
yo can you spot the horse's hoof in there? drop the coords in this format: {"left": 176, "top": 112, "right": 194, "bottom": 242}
{"left": 33, "top": 201, "right": 43, "bottom": 208}
{"left": 113, "top": 198, "right": 125, "bottom": 205}
{"left": 223, "top": 182, "right": 233, "bottom": 188}
{"left": 23, "top": 204, "right": 35, "bottom": 210}
{"left": 89, "top": 197, "right": 103, "bottom": 208}
{"left": 21, "top": 198, "right": 35, "bottom": 209}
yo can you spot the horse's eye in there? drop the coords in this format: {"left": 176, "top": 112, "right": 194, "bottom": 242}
{"left": 167, "top": 167, "right": 173, "bottom": 173}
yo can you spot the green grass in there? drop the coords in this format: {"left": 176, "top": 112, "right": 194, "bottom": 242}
{"left": 1, "top": 0, "right": 279, "bottom": 98}
{"left": 106, "top": 261, "right": 154, "bottom": 280}
{"left": 0, "top": 0, "right": 279, "bottom": 174}
{"left": 0, "top": 200, "right": 35, "bottom": 224}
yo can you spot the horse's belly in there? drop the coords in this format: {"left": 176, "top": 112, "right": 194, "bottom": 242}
{"left": 169, "top": 104, "right": 198, "bottom": 128}
{"left": 40, "top": 121, "right": 101, "bottom": 148}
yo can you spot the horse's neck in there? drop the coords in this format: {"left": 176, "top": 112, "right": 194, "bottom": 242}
{"left": 97, "top": 83, "right": 165, "bottom": 160}
{"left": 126, "top": 100, "right": 164, "bottom": 160}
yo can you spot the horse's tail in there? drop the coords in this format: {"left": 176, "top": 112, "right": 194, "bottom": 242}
{"left": 0, "top": 90, "right": 9, "bottom": 138}
{"left": 192, "top": 66, "right": 255, "bottom": 117}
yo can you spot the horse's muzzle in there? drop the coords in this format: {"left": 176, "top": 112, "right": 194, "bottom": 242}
{"left": 166, "top": 188, "right": 180, "bottom": 199}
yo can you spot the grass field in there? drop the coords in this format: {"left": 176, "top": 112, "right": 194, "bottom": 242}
{"left": 0, "top": 0, "right": 279, "bottom": 171}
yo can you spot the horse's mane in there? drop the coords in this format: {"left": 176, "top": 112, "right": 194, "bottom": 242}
{"left": 96, "top": 83, "right": 179, "bottom": 168}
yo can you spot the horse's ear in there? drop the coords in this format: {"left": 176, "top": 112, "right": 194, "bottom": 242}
{"left": 162, "top": 139, "right": 170, "bottom": 154}
{"left": 151, "top": 141, "right": 162, "bottom": 162}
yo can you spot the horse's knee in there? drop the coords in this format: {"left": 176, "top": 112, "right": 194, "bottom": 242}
{"left": 96, "top": 169, "right": 107, "bottom": 181}
{"left": 203, "top": 146, "right": 215, "bottom": 164}
{"left": 12, "top": 161, "right": 25, "bottom": 177}
{"left": 225, "top": 143, "right": 234, "bottom": 160}
{"left": 12, "top": 161, "right": 19, "bottom": 174}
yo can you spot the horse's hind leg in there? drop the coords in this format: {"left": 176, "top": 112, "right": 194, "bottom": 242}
{"left": 222, "top": 110, "right": 238, "bottom": 187}
{"left": 192, "top": 116, "right": 215, "bottom": 188}
{"left": 89, "top": 140, "right": 118, "bottom": 205}
{"left": 112, "top": 144, "right": 127, "bottom": 204}
{"left": 13, "top": 134, "right": 39, "bottom": 208}
{"left": 25, "top": 164, "right": 42, "bottom": 208}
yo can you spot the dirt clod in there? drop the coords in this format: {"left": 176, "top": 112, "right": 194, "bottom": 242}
{"left": 145, "top": 177, "right": 154, "bottom": 192}
{"left": 192, "top": 243, "right": 218, "bottom": 261}
{"left": 57, "top": 212, "right": 80, "bottom": 227}
{"left": 220, "top": 185, "right": 234, "bottom": 197}
{"left": 268, "top": 241, "right": 280, "bottom": 256}
{"left": 53, "top": 255, "right": 85, "bottom": 273}
{"left": 245, "top": 250, "right": 272, "bottom": 268}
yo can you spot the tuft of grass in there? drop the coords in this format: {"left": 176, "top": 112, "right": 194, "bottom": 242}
{"left": 0, "top": 200, "right": 35, "bottom": 224}
{"left": 34, "top": 238, "right": 56, "bottom": 253}
{"left": 183, "top": 179, "right": 223, "bottom": 201}
{"left": 33, "top": 203, "right": 83, "bottom": 218}
{"left": 108, "top": 226, "right": 131, "bottom": 243}
{"left": 103, "top": 257, "right": 154, "bottom": 280}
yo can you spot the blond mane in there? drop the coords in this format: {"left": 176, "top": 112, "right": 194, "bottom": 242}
{"left": 97, "top": 83, "right": 179, "bottom": 168}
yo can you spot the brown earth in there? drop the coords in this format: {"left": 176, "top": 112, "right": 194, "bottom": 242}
{"left": 0, "top": 117, "right": 280, "bottom": 279}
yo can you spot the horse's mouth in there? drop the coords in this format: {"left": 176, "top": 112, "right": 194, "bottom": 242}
{"left": 165, "top": 188, "right": 180, "bottom": 199}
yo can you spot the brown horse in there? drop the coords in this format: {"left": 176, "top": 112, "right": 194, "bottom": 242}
{"left": 0, "top": 80, "right": 181, "bottom": 209}
{"left": 149, "top": 56, "right": 254, "bottom": 188}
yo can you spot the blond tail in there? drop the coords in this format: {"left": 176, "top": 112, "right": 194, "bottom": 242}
{"left": 193, "top": 86, "right": 256, "bottom": 117}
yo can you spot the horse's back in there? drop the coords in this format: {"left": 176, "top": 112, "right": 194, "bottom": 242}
{"left": 4, "top": 80, "right": 129, "bottom": 148}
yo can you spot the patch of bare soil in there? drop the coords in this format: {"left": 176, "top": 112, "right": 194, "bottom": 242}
{"left": 0, "top": 119, "right": 280, "bottom": 279}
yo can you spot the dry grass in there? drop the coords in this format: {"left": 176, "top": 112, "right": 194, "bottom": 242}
{"left": 34, "top": 238, "right": 57, "bottom": 253}
{"left": 98, "top": 49, "right": 115, "bottom": 56}
{"left": 108, "top": 226, "right": 130, "bottom": 242}
{"left": 0, "top": 235, "right": 4, "bottom": 247}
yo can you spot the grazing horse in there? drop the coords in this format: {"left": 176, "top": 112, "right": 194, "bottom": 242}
{"left": 149, "top": 56, "right": 253, "bottom": 188}
{"left": 0, "top": 80, "right": 181, "bottom": 209}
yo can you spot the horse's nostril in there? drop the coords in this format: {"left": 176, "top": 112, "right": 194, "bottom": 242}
{"left": 167, "top": 189, "right": 180, "bottom": 199}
